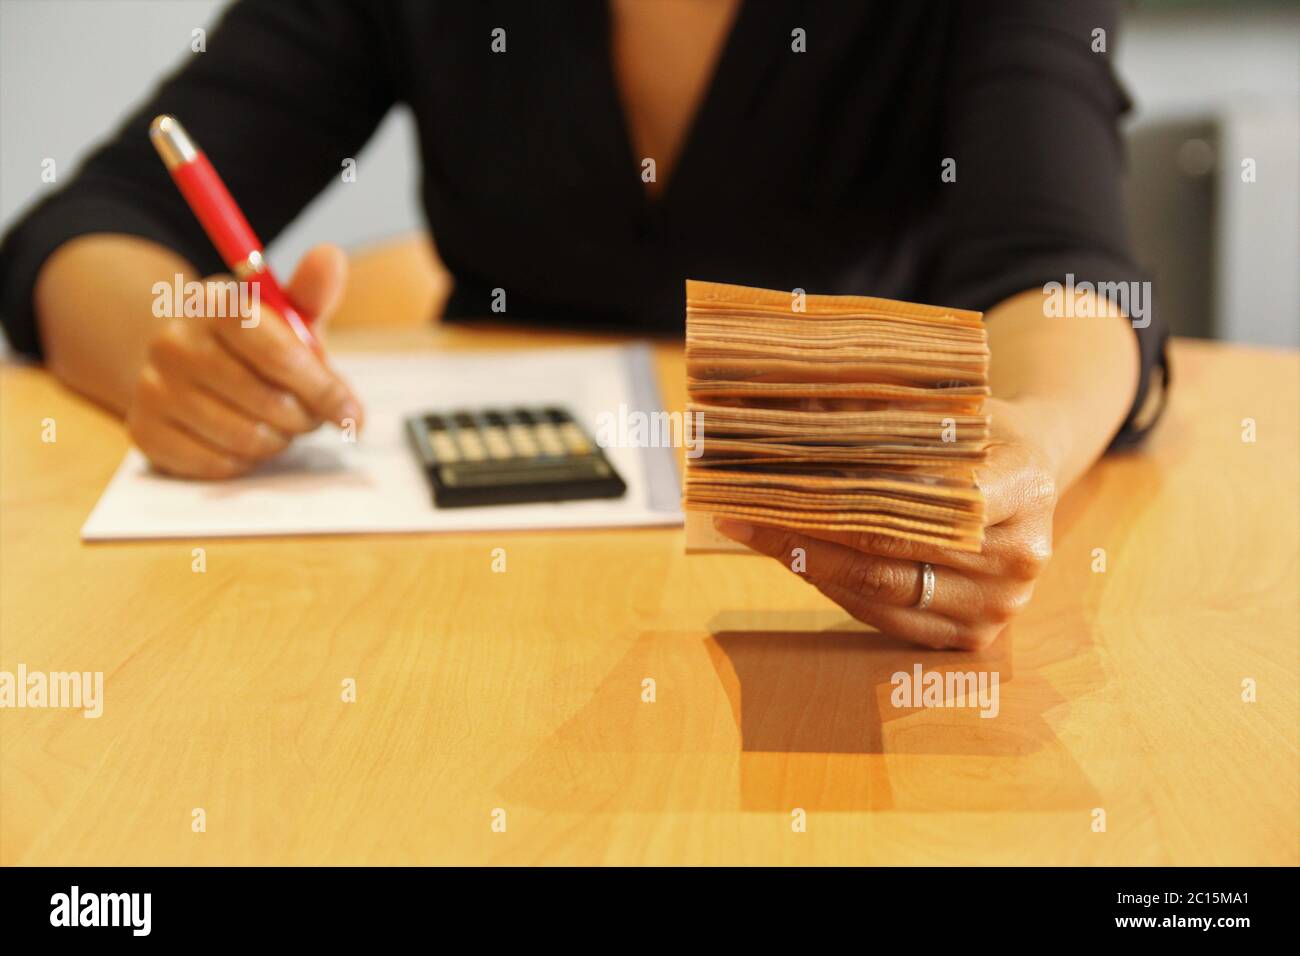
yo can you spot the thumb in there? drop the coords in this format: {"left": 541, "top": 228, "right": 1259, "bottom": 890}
{"left": 283, "top": 243, "right": 363, "bottom": 432}
{"left": 286, "top": 243, "right": 348, "bottom": 329}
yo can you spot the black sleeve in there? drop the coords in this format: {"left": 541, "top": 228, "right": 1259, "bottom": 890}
{"left": 0, "top": 0, "right": 398, "bottom": 360}
{"left": 926, "top": 0, "right": 1169, "bottom": 451}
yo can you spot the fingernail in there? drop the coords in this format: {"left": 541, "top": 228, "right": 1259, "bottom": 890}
{"left": 254, "top": 421, "right": 279, "bottom": 447}
{"left": 336, "top": 399, "right": 361, "bottom": 428}
{"left": 714, "top": 517, "right": 754, "bottom": 543}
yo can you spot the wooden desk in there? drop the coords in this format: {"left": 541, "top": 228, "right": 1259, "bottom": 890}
{"left": 2, "top": 326, "right": 1296, "bottom": 865}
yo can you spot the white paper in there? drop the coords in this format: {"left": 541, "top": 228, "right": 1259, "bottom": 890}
{"left": 81, "top": 345, "right": 683, "bottom": 541}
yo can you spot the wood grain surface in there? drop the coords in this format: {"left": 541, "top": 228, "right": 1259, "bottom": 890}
{"left": 2, "top": 313, "right": 1296, "bottom": 865}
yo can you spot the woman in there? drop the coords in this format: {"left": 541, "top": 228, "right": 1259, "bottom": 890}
{"left": 0, "top": 0, "right": 1168, "bottom": 650}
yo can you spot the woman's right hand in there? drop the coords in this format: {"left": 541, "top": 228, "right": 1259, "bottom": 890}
{"left": 126, "top": 243, "right": 363, "bottom": 479}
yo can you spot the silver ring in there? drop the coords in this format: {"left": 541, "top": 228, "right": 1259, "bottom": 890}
{"left": 915, "top": 563, "right": 936, "bottom": 610}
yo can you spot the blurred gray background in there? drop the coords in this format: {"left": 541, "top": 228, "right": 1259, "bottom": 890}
{"left": 2, "top": 0, "right": 1297, "bottom": 348}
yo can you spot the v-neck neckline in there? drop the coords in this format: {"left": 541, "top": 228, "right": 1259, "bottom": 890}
{"left": 589, "top": 0, "right": 762, "bottom": 223}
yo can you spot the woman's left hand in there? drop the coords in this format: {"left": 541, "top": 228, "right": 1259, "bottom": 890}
{"left": 713, "top": 397, "right": 1061, "bottom": 650}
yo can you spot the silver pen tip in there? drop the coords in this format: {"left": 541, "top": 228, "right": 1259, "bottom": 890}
{"left": 149, "top": 114, "right": 198, "bottom": 169}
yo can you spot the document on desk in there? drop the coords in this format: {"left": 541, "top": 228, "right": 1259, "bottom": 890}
{"left": 82, "top": 343, "right": 683, "bottom": 541}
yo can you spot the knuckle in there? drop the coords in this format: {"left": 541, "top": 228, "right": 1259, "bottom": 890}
{"left": 775, "top": 534, "right": 801, "bottom": 561}
{"left": 267, "top": 391, "right": 315, "bottom": 431}
{"left": 134, "top": 365, "right": 168, "bottom": 407}
{"left": 1026, "top": 472, "right": 1058, "bottom": 509}
{"left": 190, "top": 333, "right": 224, "bottom": 367}
{"left": 844, "top": 557, "right": 898, "bottom": 601}
{"left": 955, "top": 626, "right": 999, "bottom": 652}
{"left": 208, "top": 308, "right": 239, "bottom": 341}
{"left": 987, "top": 585, "right": 1032, "bottom": 623}
{"left": 227, "top": 424, "right": 266, "bottom": 459}
{"left": 245, "top": 378, "right": 284, "bottom": 413}
{"left": 854, "top": 531, "right": 911, "bottom": 559}
{"left": 754, "top": 526, "right": 798, "bottom": 560}
{"left": 263, "top": 343, "right": 313, "bottom": 380}
{"left": 212, "top": 456, "right": 249, "bottom": 479}
{"left": 254, "top": 382, "right": 285, "bottom": 408}
{"left": 310, "top": 375, "right": 349, "bottom": 414}
{"left": 257, "top": 423, "right": 289, "bottom": 455}
{"left": 1010, "top": 538, "right": 1052, "bottom": 579}
{"left": 147, "top": 322, "right": 188, "bottom": 364}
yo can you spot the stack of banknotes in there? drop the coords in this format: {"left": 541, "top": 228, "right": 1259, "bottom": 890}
{"left": 683, "top": 280, "right": 991, "bottom": 553}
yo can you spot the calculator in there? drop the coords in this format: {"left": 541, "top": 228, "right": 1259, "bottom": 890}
{"left": 405, "top": 406, "right": 627, "bottom": 508}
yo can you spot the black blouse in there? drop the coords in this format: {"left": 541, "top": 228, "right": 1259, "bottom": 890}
{"left": 0, "top": 0, "right": 1168, "bottom": 448}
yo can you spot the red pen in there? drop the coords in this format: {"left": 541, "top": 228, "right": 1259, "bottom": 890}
{"left": 148, "top": 114, "right": 319, "bottom": 351}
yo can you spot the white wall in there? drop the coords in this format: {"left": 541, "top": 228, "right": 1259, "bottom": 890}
{"left": 0, "top": 0, "right": 421, "bottom": 280}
